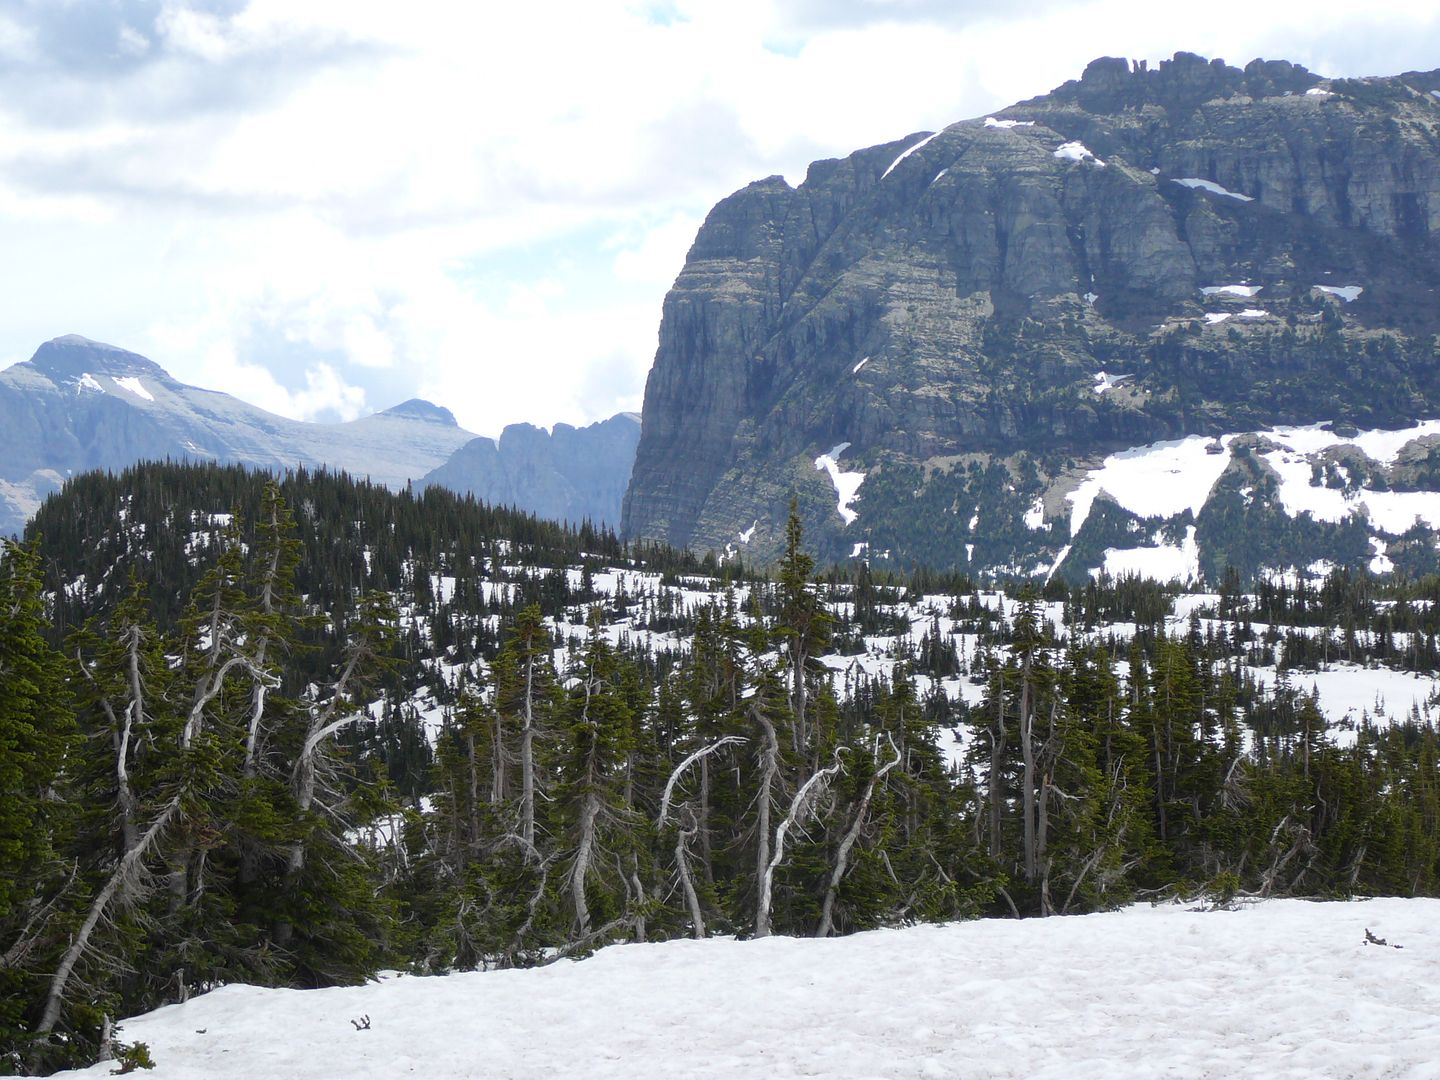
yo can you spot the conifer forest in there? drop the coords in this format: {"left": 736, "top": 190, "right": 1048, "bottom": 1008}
{"left": 3, "top": 463, "right": 1440, "bottom": 1073}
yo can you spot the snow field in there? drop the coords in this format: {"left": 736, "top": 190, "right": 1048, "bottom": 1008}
{"left": 1098, "top": 524, "right": 1200, "bottom": 583}
{"left": 61, "top": 899, "right": 1440, "bottom": 1080}
{"left": 1066, "top": 435, "right": 1233, "bottom": 537}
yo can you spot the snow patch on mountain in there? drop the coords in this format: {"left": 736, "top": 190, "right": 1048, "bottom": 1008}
{"left": 882, "top": 131, "right": 941, "bottom": 178}
{"left": 113, "top": 376, "right": 155, "bottom": 402}
{"left": 1067, "top": 436, "right": 1234, "bottom": 536}
{"left": 1201, "top": 284, "right": 1261, "bottom": 297}
{"left": 1098, "top": 525, "right": 1200, "bottom": 583}
{"left": 1054, "top": 141, "right": 1104, "bottom": 166}
{"left": 814, "top": 443, "right": 865, "bottom": 525}
{"left": 1172, "top": 177, "right": 1254, "bottom": 201}
{"left": 1315, "top": 284, "right": 1364, "bottom": 302}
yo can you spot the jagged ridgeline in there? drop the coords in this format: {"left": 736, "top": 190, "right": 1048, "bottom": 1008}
{"left": 6, "top": 459, "right": 1440, "bottom": 1073}
{"left": 622, "top": 53, "right": 1440, "bottom": 581}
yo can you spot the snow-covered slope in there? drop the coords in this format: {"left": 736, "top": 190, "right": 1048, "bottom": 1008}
{"left": 0, "top": 336, "right": 477, "bottom": 535}
{"left": 1047, "top": 419, "right": 1440, "bottom": 584}
{"left": 60, "top": 898, "right": 1440, "bottom": 1079}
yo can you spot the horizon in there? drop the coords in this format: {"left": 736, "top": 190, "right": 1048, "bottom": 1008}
{"left": 2, "top": 0, "right": 1438, "bottom": 434}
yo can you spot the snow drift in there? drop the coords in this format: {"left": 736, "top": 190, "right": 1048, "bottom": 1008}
{"left": 61, "top": 898, "right": 1439, "bottom": 1079}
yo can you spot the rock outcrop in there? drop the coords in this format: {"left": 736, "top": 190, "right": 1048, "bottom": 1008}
{"left": 419, "top": 413, "right": 640, "bottom": 528}
{"left": 622, "top": 53, "right": 1440, "bottom": 578}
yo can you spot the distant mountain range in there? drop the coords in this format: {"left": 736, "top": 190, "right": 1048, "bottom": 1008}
{"left": 622, "top": 53, "right": 1440, "bottom": 581}
{"left": 0, "top": 335, "right": 638, "bottom": 536}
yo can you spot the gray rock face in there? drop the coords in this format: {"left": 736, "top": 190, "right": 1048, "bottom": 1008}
{"left": 419, "top": 413, "right": 640, "bottom": 528}
{"left": 622, "top": 54, "right": 1440, "bottom": 573}
{"left": 0, "top": 336, "right": 478, "bottom": 536}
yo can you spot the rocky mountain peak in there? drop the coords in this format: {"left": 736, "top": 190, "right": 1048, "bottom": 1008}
{"left": 378, "top": 398, "right": 459, "bottom": 426}
{"left": 1055, "top": 52, "right": 1321, "bottom": 115}
{"left": 29, "top": 335, "right": 171, "bottom": 383}
{"left": 623, "top": 54, "right": 1440, "bottom": 579}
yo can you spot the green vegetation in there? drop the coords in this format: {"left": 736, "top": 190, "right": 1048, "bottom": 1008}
{"left": 3, "top": 462, "right": 1439, "bottom": 1074}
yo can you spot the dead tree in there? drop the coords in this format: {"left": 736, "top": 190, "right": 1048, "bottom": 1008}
{"left": 757, "top": 752, "right": 844, "bottom": 939}
{"left": 816, "top": 734, "right": 901, "bottom": 938}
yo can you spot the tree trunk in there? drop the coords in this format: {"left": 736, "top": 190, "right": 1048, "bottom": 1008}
{"left": 676, "top": 823, "right": 706, "bottom": 940}
{"left": 817, "top": 737, "right": 900, "bottom": 938}
{"left": 752, "top": 708, "right": 779, "bottom": 938}
{"left": 760, "top": 757, "right": 843, "bottom": 937}
{"left": 521, "top": 653, "right": 537, "bottom": 850}
{"left": 569, "top": 793, "right": 600, "bottom": 940}
{"left": 988, "top": 671, "right": 1005, "bottom": 858}
{"left": 37, "top": 793, "right": 184, "bottom": 1035}
{"left": 1019, "top": 666, "right": 1038, "bottom": 883}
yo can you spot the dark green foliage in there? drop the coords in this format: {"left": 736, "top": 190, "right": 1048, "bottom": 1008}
{"left": 5, "top": 460, "right": 1440, "bottom": 1074}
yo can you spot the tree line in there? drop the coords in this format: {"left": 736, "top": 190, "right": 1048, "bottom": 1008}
{"left": 3, "top": 464, "right": 1439, "bottom": 1074}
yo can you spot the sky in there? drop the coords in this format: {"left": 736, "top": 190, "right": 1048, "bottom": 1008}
{"left": 1, "top": 0, "right": 1438, "bottom": 437}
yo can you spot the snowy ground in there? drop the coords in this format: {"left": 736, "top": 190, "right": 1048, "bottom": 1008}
{"left": 63, "top": 899, "right": 1440, "bottom": 1079}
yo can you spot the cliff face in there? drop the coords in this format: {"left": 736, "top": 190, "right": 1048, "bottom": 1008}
{"left": 622, "top": 54, "right": 1440, "bottom": 578}
{"left": 419, "top": 413, "right": 640, "bottom": 528}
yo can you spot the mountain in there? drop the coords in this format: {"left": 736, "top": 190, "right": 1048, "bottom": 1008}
{"left": 0, "top": 336, "right": 642, "bottom": 537}
{"left": 418, "top": 412, "right": 640, "bottom": 528}
{"left": 622, "top": 53, "right": 1440, "bottom": 582}
{"left": 0, "top": 335, "right": 476, "bottom": 535}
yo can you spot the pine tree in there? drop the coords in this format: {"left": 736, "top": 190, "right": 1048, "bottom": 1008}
{"left": 0, "top": 541, "right": 77, "bottom": 1067}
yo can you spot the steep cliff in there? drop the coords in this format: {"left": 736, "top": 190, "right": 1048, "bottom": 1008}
{"left": 418, "top": 413, "right": 640, "bottom": 528}
{"left": 623, "top": 53, "right": 1440, "bottom": 580}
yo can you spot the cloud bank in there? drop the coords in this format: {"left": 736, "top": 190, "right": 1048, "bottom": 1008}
{"left": 0, "top": 0, "right": 1436, "bottom": 433}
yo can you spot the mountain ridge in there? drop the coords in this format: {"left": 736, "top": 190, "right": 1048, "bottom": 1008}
{"left": 0, "top": 336, "right": 638, "bottom": 536}
{"left": 622, "top": 52, "right": 1440, "bottom": 581}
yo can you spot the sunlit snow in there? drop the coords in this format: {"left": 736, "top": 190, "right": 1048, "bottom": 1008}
{"left": 58, "top": 900, "right": 1440, "bottom": 1080}
{"left": 852, "top": 356, "right": 870, "bottom": 374}
{"left": 1097, "top": 525, "right": 1199, "bottom": 583}
{"left": 1256, "top": 421, "right": 1440, "bottom": 534}
{"left": 1370, "top": 537, "right": 1395, "bottom": 575}
{"left": 76, "top": 372, "right": 104, "bottom": 393}
{"left": 814, "top": 443, "right": 865, "bottom": 525}
{"left": 1314, "top": 284, "right": 1363, "bottom": 302}
{"left": 1054, "top": 141, "right": 1104, "bottom": 166}
{"left": 1023, "top": 497, "right": 1048, "bottom": 531}
{"left": 1172, "top": 177, "right": 1254, "bottom": 201}
{"left": 1200, "top": 284, "right": 1261, "bottom": 297}
{"left": 882, "top": 131, "right": 942, "bottom": 178}
{"left": 738, "top": 520, "right": 757, "bottom": 544}
{"left": 1204, "top": 312, "right": 1231, "bottom": 324}
{"left": 983, "top": 117, "right": 1035, "bottom": 129}
{"left": 1067, "top": 436, "right": 1234, "bottom": 537}
{"left": 1092, "top": 371, "right": 1130, "bottom": 395}
{"left": 113, "top": 376, "right": 155, "bottom": 402}
{"left": 1237, "top": 308, "right": 1269, "bottom": 319}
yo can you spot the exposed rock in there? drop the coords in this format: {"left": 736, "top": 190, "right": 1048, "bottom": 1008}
{"left": 419, "top": 413, "right": 640, "bottom": 528}
{"left": 623, "top": 54, "right": 1440, "bottom": 576}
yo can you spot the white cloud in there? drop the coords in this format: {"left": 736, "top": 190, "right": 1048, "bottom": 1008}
{"left": 1, "top": 0, "right": 1438, "bottom": 438}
